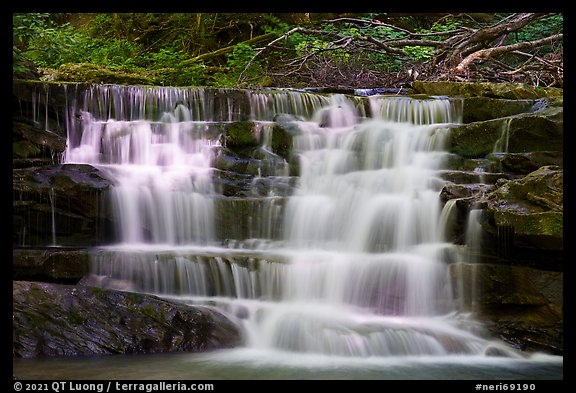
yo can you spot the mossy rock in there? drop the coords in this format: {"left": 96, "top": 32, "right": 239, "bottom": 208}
{"left": 412, "top": 81, "right": 562, "bottom": 99}
{"left": 13, "top": 140, "right": 41, "bottom": 159}
{"left": 13, "top": 120, "right": 67, "bottom": 159}
{"left": 450, "top": 263, "right": 563, "bottom": 354}
{"left": 271, "top": 124, "right": 295, "bottom": 160}
{"left": 482, "top": 166, "right": 563, "bottom": 250}
{"left": 53, "top": 63, "right": 154, "bottom": 85}
{"left": 222, "top": 121, "right": 259, "bottom": 148}
{"left": 492, "top": 211, "right": 563, "bottom": 248}
{"left": 13, "top": 281, "right": 243, "bottom": 358}
{"left": 449, "top": 107, "right": 563, "bottom": 158}
{"left": 488, "top": 166, "right": 563, "bottom": 212}
{"left": 462, "top": 97, "right": 537, "bottom": 123}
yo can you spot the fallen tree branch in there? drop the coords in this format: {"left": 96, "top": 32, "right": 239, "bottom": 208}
{"left": 452, "top": 13, "right": 549, "bottom": 53}
{"left": 453, "top": 33, "right": 562, "bottom": 73}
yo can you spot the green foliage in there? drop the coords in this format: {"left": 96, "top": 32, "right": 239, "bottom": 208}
{"left": 13, "top": 12, "right": 563, "bottom": 87}
{"left": 13, "top": 13, "right": 50, "bottom": 46}
{"left": 17, "top": 20, "right": 82, "bottom": 66}
{"left": 88, "top": 38, "right": 141, "bottom": 68}
{"left": 228, "top": 43, "right": 256, "bottom": 73}
{"left": 153, "top": 63, "right": 214, "bottom": 87}
{"left": 372, "top": 25, "right": 407, "bottom": 40}
{"left": 427, "top": 15, "right": 465, "bottom": 32}
{"left": 13, "top": 13, "right": 62, "bottom": 73}
{"left": 221, "top": 43, "right": 259, "bottom": 86}
{"left": 260, "top": 14, "right": 290, "bottom": 35}
{"left": 403, "top": 46, "right": 434, "bottom": 62}
{"left": 516, "top": 14, "right": 563, "bottom": 42}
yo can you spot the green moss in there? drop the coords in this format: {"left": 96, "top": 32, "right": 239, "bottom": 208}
{"left": 49, "top": 174, "right": 76, "bottom": 189}
{"left": 494, "top": 211, "right": 563, "bottom": 238}
{"left": 55, "top": 63, "right": 154, "bottom": 85}
{"left": 66, "top": 313, "right": 85, "bottom": 325}
{"left": 26, "top": 312, "right": 45, "bottom": 327}
{"left": 90, "top": 287, "right": 105, "bottom": 298}
{"left": 412, "top": 81, "right": 563, "bottom": 99}
{"left": 125, "top": 292, "right": 145, "bottom": 303}
{"left": 449, "top": 120, "right": 502, "bottom": 158}
{"left": 271, "top": 125, "right": 293, "bottom": 160}
{"left": 13, "top": 141, "right": 41, "bottom": 158}
{"left": 222, "top": 121, "right": 259, "bottom": 148}
{"left": 142, "top": 303, "right": 154, "bottom": 315}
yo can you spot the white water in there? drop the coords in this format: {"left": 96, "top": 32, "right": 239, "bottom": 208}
{"left": 64, "top": 91, "right": 220, "bottom": 245}
{"left": 64, "top": 86, "right": 540, "bottom": 364}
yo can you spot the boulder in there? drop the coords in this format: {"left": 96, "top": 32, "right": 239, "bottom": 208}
{"left": 495, "top": 152, "right": 563, "bottom": 175}
{"left": 221, "top": 121, "right": 260, "bottom": 148}
{"left": 13, "top": 120, "right": 67, "bottom": 161}
{"left": 13, "top": 281, "right": 244, "bottom": 358}
{"left": 52, "top": 63, "right": 154, "bottom": 85}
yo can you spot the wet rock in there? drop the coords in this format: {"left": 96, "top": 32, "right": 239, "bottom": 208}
{"left": 13, "top": 120, "right": 67, "bottom": 161}
{"left": 52, "top": 62, "right": 154, "bottom": 85}
{"left": 482, "top": 166, "right": 563, "bottom": 251}
{"left": 450, "top": 263, "right": 563, "bottom": 355}
{"left": 13, "top": 281, "right": 244, "bottom": 358}
{"left": 221, "top": 121, "right": 260, "bottom": 148}
{"left": 462, "top": 97, "right": 537, "bottom": 123}
{"left": 448, "top": 107, "right": 563, "bottom": 158}
{"left": 494, "top": 152, "right": 563, "bottom": 175}
{"left": 13, "top": 248, "right": 92, "bottom": 284}
{"left": 13, "top": 164, "right": 114, "bottom": 247}
{"left": 412, "top": 81, "right": 563, "bottom": 99}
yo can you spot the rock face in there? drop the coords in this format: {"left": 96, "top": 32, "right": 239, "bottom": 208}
{"left": 483, "top": 165, "right": 563, "bottom": 252}
{"left": 13, "top": 248, "right": 91, "bottom": 284}
{"left": 448, "top": 106, "right": 563, "bottom": 158}
{"left": 13, "top": 281, "right": 244, "bottom": 358}
{"left": 13, "top": 164, "right": 114, "bottom": 247}
{"left": 427, "top": 83, "right": 563, "bottom": 354}
{"left": 411, "top": 81, "right": 563, "bottom": 99}
{"left": 450, "top": 263, "right": 562, "bottom": 354}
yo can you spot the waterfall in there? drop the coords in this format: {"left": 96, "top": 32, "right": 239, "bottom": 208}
{"left": 64, "top": 86, "right": 221, "bottom": 245}
{"left": 64, "top": 85, "right": 522, "bottom": 359}
{"left": 493, "top": 117, "right": 513, "bottom": 154}
{"left": 242, "top": 95, "right": 497, "bottom": 356}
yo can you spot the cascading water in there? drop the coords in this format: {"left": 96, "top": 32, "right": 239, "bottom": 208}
{"left": 238, "top": 95, "right": 510, "bottom": 357}
{"left": 64, "top": 86, "right": 224, "bottom": 246}
{"left": 62, "top": 85, "right": 536, "bottom": 369}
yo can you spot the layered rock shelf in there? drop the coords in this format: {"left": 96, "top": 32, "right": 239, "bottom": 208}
{"left": 13, "top": 80, "right": 563, "bottom": 356}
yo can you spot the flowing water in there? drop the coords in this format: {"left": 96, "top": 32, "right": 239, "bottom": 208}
{"left": 14, "top": 86, "right": 562, "bottom": 380}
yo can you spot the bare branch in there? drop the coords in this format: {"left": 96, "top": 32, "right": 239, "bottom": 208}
{"left": 453, "top": 33, "right": 563, "bottom": 73}
{"left": 513, "top": 50, "right": 563, "bottom": 70}
{"left": 325, "top": 17, "right": 414, "bottom": 35}
{"left": 326, "top": 16, "right": 467, "bottom": 37}
{"left": 238, "top": 27, "right": 343, "bottom": 83}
